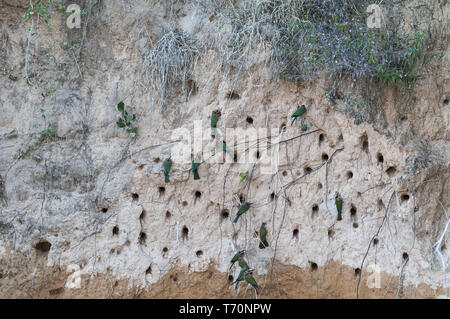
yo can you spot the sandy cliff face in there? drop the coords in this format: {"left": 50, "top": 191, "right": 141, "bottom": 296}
{"left": 0, "top": 0, "right": 449, "bottom": 298}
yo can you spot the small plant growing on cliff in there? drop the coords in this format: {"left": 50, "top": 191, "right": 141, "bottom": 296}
{"left": 239, "top": 171, "right": 249, "bottom": 183}
{"left": 17, "top": 123, "right": 54, "bottom": 159}
{"left": 24, "top": 0, "right": 52, "bottom": 24}
{"left": 116, "top": 102, "right": 138, "bottom": 135}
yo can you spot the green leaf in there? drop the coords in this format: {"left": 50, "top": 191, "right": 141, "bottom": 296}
{"left": 127, "top": 127, "right": 138, "bottom": 134}
{"left": 117, "top": 101, "right": 125, "bottom": 113}
{"left": 117, "top": 119, "right": 126, "bottom": 128}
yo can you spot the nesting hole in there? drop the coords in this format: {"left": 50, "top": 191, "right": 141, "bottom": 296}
{"left": 112, "top": 226, "right": 119, "bottom": 236}
{"left": 360, "top": 134, "right": 369, "bottom": 153}
{"left": 145, "top": 265, "right": 152, "bottom": 275}
{"left": 318, "top": 183, "right": 323, "bottom": 189}
{"left": 377, "top": 199, "right": 384, "bottom": 211}
{"left": 139, "top": 232, "right": 147, "bottom": 245}
{"left": 187, "top": 79, "right": 198, "bottom": 96}
{"left": 233, "top": 151, "right": 238, "bottom": 162}
{"left": 228, "top": 275, "right": 233, "bottom": 282}
{"left": 353, "top": 222, "right": 359, "bottom": 228}
{"left": 132, "top": 193, "right": 139, "bottom": 201}
{"left": 304, "top": 167, "right": 312, "bottom": 174}
{"left": 280, "top": 123, "right": 286, "bottom": 133}
{"left": 153, "top": 157, "right": 161, "bottom": 163}
{"left": 158, "top": 186, "right": 166, "bottom": 195}
{"left": 322, "top": 153, "right": 329, "bottom": 161}
{"left": 328, "top": 228, "right": 335, "bottom": 238}
{"left": 377, "top": 153, "right": 384, "bottom": 163}
{"left": 354, "top": 268, "right": 361, "bottom": 276}
{"left": 312, "top": 204, "right": 319, "bottom": 217}
{"left": 400, "top": 194, "right": 410, "bottom": 203}
{"left": 310, "top": 262, "right": 318, "bottom": 272}
{"left": 101, "top": 208, "right": 108, "bottom": 213}
{"left": 346, "top": 171, "right": 353, "bottom": 179}
{"left": 196, "top": 250, "right": 203, "bottom": 258}
{"left": 140, "top": 210, "right": 146, "bottom": 220}
{"left": 221, "top": 209, "right": 229, "bottom": 219}
{"left": 182, "top": 226, "right": 189, "bottom": 240}
{"left": 282, "top": 170, "right": 288, "bottom": 177}
{"left": 162, "top": 247, "right": 168, "bottom": 254}
{"left": 246, "top": 116, "right": 254, "bottom": 124}
{"left": 238, "top": 194, "right": 245, "bottom": 203}
{"left": 195, "top": 191, "right": 202, "bottom": 199}
{"left": 386, "top": 166, "right": 397, "bottom": 176}
{"left": 402, "top": 252, "right": 409, "bottom": 260}
{"left": 292, "top": 228, "right": 299, "bottom": 238}
{"left": 338, "top": 134, "right": 344, "bottom": 142}
{"left": 350, "top": 205, "right": 357, "bottom": 217}
{"left": 443, "top": 98, "right": 449, "bottom": 105}
{"left": 182, "top": 201, "right": 188, "bottom": 206}
{"left": 373, "top": 238, "right": 379, "bottom": 246}
{"left": 255, "top": 150, "right": 260, "bottom": 159}
{"left": 270, "top": 192, "right": 276, "bottom": 201}
{"left": 227, "top": 91, "right": 240, "bottom": 100}
{"left": 319, "top": 134, "right": 325, "bottom": 144}
{"left": 137, "top": 164, "right": 145, "bottom": 170}
{"left": 34, "top": 240, "right": 51, "bottom": 253}
{"left": 165, "top": 211, "right": 171, "bottom": 218}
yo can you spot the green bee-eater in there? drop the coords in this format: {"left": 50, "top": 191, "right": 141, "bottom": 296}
{"left": 229, "top": 249, "right": 245, "bottom": 270}
{"left": 163, "top": 158, "right": 172, "bottom": 183}
{"left": 244, "top": 269, "right": 258, "bottom": 289}
{"left": 259, "top": 224, "right": 269, "bottom": 249}
{"left": 222, "top": 141, "right": 235, "bottom": 162}
{"left": 291, "top": 105, "right": 307, "bottom": 125}
{"left": 335, "top": 192, "right": 343, "bottom": 221}
{"left": 232, "top": 268, "right": 247, "bottom": 290}
{"left": 191, "top": 160, "right": 200, "bottom": 180}
{"left": 233, "top": 202, "right": 251, "bottom": 223}
{"left": 211, "top": 110, "right": 221, "bottom": 137}
{"left": 238, "top": 256, "right": 248, "bottom": 270}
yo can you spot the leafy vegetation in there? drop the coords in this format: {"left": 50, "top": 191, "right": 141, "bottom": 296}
{"left": 116, "top": 102, "right": 138, "bottom": 135}
{"left": 17, "top": 123, "right": 54, "bottom": 159}
{"left": 24, "top": 0, "right": 51, "bottom": 24}
{"left": 200, "top": 0, "right": 432, "bottom": 90}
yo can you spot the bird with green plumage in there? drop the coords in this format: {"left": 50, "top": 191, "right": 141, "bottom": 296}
{"left": 229, "top": 249, "right": 245, "bottom": 270}
{"left": 259, "top": 223, "right": 269, "bottom": 249}
{"left": 232, "top": 267, "right": 247, "bottom": 290}
{"left": 291, "top": 104, "right": 307, "bottom": 126}
{"left": 335, "top": 192, "right": 343, "bottom": 221}
{"left": 211, "top": 110, "right": 221, "bottom": 137}
{"left": 244, "top": 269, "right": 258, "bottom": 289}
{"left": 221, "top": 141, "right": 235, "bottom": 162}
{"left": 238, "top": 256, "right": 248, "bottom": 270}
{"left": 163, "top": 158, "right": 172, "bottom": 183}
{"left": 191, "top": 160, "right": 200, "bottom": 180}
{"left": 233, "top": 202, "right": 251, "bottom": 223}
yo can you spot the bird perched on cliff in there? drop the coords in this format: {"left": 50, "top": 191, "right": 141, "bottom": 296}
{"left": 163, "top": 158, "right": 172, "bottom": 183}
{"left": 191, "top": 160, "right": 200, "bottom": 180}
{"left": 211, "top": 110, "right": 221, "bottom": 138}
{"left": 229, "top": 249, "right": 245, "bottom": 270}
{"left": 259, "top": 224, "right": 269, "bottom": 249}
{"left": 291, "top": 104, "right": 307, "bottom": 126}
{"left": 335, "top": 192, "right": 343, "bottom": 221}
{"left": 244, "top": 269, "right": 258, "bottom": 289}
{"left": 238, "top": 256, "right": 249, "bottom": 270}
{"left": 221, "top": 141, "right": 235, "bottom": 162}
{"left": 233, "top": 202, "right": 251, "bottom": 223}
{"left": 232, "top": 267, "right": 247, "bottom": 290}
